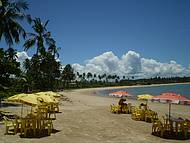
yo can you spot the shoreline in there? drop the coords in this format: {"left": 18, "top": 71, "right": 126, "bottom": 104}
{"left": 67, "top": 82, "right": 190, "bottom": 92}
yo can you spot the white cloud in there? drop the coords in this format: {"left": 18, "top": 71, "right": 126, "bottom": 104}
{"left": 17, "top": 51, "right": 31, "bottom": 62}
{"left": 16, "top": 51, "right": 31, "bottom": 70}
{"left": 72, "top": 51, "right": 190, "bottom": 78}
{"left": 85, "top": 51, "right": 119, "bottom": 74}
{"left": 120, "top": 50, "right": 141, "bottom": 74}
{"left": 72, "top": 63, "right": 85, "bottom": 73}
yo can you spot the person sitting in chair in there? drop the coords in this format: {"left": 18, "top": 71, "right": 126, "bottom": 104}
{"left": 140, "top": 103, "right": 148, "bottom": 110}
{"left": 118, "top": 98, "right": 127, "bottom": 113}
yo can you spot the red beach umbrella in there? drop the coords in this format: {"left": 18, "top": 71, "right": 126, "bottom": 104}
{"left": 109, "top": 91, "right": 132, "bottom": 98}
{"left": 152, "top": 92, "right": 187, "bottom": 103}
{"left": 152, "top": 92, "right": 188, "bottom": 119}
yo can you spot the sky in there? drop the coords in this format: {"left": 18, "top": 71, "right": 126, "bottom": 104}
{"left": 1, "top": 0, "right": 190, "bottom": 78}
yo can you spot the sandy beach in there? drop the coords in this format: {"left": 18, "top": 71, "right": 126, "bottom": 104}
{"left": 0, "top": 85, "right": 190, "bottom": 143}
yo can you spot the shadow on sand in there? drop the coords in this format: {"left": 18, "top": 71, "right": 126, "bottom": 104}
{"left": 152, "top": 132, "right": 190, "bottom": 140}
{"left": 19, "top": 129, "right": 61, "bottom": 138}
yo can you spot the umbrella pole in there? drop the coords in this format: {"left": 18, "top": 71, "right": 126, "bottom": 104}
{"left": 169, "top": 102, "right": 171, "bottom": 120}
{"left": 146, "top": 100, "right": 148, "bottom": 105}
{"left": 146, "top": 100, "right": 148, "bottom": 109}
{"left": 21, "top": 104, "right": 23, "bottom": 117}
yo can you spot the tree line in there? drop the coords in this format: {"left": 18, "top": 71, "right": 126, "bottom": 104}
{"left": 0, "top": 0, "right": 190, "bottom": 100}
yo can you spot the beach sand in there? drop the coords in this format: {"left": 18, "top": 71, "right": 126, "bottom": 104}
{"left": 0, "top": 85, "right": 190, "bottom": 143}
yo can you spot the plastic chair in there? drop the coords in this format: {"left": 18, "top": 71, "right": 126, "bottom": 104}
{"left": 110, "top": 104, "right": 120, "bottom": 114}
{"left": 131, "top": 108, "right": 142, "bottom": 121}
{"left": 182, "top": 119, "right": 190, "bottom": 139}
{"left": 152, "top": 120, "right": 164, "bottom": 137}
{"left": 145, "top": 110, "right": 153, "bottom": 122}
{"left": 40, "top": 119, "right": 53, "bottom": 135}
{"left": 47, "top": 105, "right": 56, "bottom": 119}
{"left": 3, "top": 116, "right": 17, "bottom": 135}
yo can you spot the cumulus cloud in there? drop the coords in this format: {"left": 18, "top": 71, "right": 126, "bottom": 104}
{"left": 120, "top": 51, "right": 141, "bottom": 74}
{"left": 72, "top": 51, "right": 190, "bottom": 79}
{"left": 86, "top": 51, "right": 119, "bottom": 74}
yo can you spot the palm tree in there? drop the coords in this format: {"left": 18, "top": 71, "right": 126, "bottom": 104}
{"left": 24, "top": 18, "right": 54, "bottom": 55}
{"left": 87, "top": 72, "right": 92, "bottom": 82}
{"left": 0, "top": 0, "right": 31, "bottom": 47}
{"left": 61, "top": 64, "right": 75, "bottom": 88}
{"left": 48, "top": 40, "right": 61, "bottom": 59}
{"left": 0, "top": 48, "right": 5, "bottom": 61}
{"left": 5, "top": 47, "right": 17, "bottom": 61}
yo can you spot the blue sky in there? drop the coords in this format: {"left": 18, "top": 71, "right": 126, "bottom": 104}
{"left": 1, "top": 0, "right": 190, "bottom": 75}
{"left": 26, "top": 0, "right": 190, "bottom": 66}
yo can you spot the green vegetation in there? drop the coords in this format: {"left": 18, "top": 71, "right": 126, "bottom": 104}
{"left": 0, "top": 0, "right": 190, "bottom": 103}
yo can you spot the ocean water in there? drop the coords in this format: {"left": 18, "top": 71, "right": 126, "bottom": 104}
{"left": 99, "top": 83, "right": 190, "bottom": 99}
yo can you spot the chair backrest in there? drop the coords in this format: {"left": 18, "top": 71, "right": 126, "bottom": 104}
{"left": 3, "top": 116, "right": 7, "bottom": 123}
{"left": 3, "top": 116, "right": 13, "bottom": 125}
{"left": 185, "top": 119, "right": 190, "bottom": 128}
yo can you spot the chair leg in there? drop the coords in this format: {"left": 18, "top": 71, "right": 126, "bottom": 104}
{"left": 5, "top": 126, "right": 8, "bottom": 135}
{"left": 14, "top": 126, "right": 17, "bottom": 135}
{"left": 48, "top": 125, "right": 51, "bottom": 135}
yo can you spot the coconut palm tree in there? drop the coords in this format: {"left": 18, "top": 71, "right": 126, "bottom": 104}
{"left": 61, "top": 64, "right": 75, "bottom": 88}
{"left": 0, "top": 0, "right": 31, "bottom": 47}
{"left": 48, "top": 40, "right": 61, "bottom": 59}
{"left": 23, "top": 18, "right": 54, "bottom": 55}
{"left": 87, "top": 72, "right": 92, "bottom": 82}
{"left": 0, "top": 48, "right": 5, "bottom": 61}
{"left": 5, "top": 47, "right": 17, "bottom": 61}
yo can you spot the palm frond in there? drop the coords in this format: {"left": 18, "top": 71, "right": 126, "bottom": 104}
{"left": 23, "top": 37, "right": 36, "bottom": 51}
{"left": 26, "top": 32, "right": 36, "bottom": 37}
{"left": 45, "top": 37, "right": 54, "bottom": 46}
{"left": 25, "top": 14, "right": 32, "bottom": 24}
{"left": 0, "top": 0, "right": 30, "bottom": 46}
{"left": 44, "top": 20, "right": 49, "bottom": 29}
{"left": 4, "top": 27, "right": 13, "bottom": 46}
{"left": 14, "top": 0, "right": 29, "bottom": 11}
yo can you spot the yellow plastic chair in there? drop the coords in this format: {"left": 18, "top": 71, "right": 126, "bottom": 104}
{"left": 145, "top": 110, "right": 158, "bottom": 123}
{"left": 123, "top": 105, "right": 129, "bottom": 114}
{"left": 110, "top": 104, "right": 121, "bottom": 114}
{"left": 47, "top": 105, "right": 56, "bottom": 119}
{"left": 40, "top": 119, "right": 53, "bottom": 135}
{"left": 3, "top": 116, "right": 17, "bottom": 135}
{"left": 14, "top": 115, "right": 22, "bottom": 132}
{"left": 182, "top": 119, "right": 190, "bottom": 139}
{"left": 53, "top": 103, "right": 59, "bottom": 113}
{"left": 162, "top": 116, "right": 173, "bottom": 133}
{"left": 131, "top": 109, "right": 142, "bottom": 121}
{"left": 127, "top": 103, "right": 132, "bottom": 114}
{"left": 130, "top": 106, "right": 135, "bottom": 114}
{"left": 145, "top": 110, "right": 153, "bottom": 122}
{"left": 20, "top": 118, "right": 33, "bottom": 137}
{"left": 37, "top": 105, "right": 49, "bottom": 118}
{"left": 152, "top": 111, "right": 158, "bottom": 122}
{"left": 152, "top": 120, "right": 164, "bottom": 137}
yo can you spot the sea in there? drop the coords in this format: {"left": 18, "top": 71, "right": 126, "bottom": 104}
{"left": 99, "top": 83, "right": 190, "bottom": 99}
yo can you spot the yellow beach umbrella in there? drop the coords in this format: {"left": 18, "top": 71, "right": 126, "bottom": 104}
{"left": 7, "top": 93, "right": 44, "bottom": 106}
{"left": 137, "top": 94, "right": 153, "bottom": 106}
{"left": 36, "top": 91, "right": 61, "bottom": 98}
{"left": 36, "top": 94, "right": 59, "bottom": 104}
{"left": 7, "top": 93, "right": 41, "bottom": 117}
{"left": 7, "top": 92, "right": 59, "bottom": 107}
{"left": 137, "top": 94, "right": 153, "bottom": 100}
{"left": 7, "top": 93, "right": 27, "bottom": 102}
